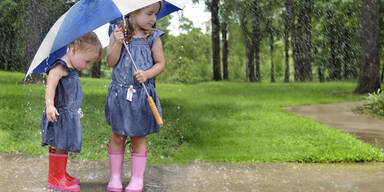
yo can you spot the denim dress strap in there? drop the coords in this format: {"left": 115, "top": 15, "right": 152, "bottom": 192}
{"left": 148, "top": 30, "right": 165, "bottom": 47}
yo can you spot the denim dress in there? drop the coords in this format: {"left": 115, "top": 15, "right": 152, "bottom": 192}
{"left": 105, "top": 23, "right": 164, "bottom": 137}
{"left": 41, "top": 59, "right": 83, "bottom": 153}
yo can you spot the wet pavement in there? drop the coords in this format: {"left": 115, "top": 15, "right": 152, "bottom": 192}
{"left": 1, "top": 154, "right": 384, "bottom": 192}
{"left": 2, "top": 101, "right": 384, "bottom": 192}
{"left": 285, "top": 101, "right": 384, "bottom": 149}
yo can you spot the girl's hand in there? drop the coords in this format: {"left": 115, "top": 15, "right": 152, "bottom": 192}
{"left": 112, "top": 27, "right": 124, "bottom": 44}
{"left": 46, "top": 105, "right": 60, "bottom": 122}
{"left": 134, "top": 70, "right": 148, "bottom": 84}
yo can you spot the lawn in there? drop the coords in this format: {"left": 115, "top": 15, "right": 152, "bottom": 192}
{"left": 0, "top": 71, "right": 383, "bottom": 163}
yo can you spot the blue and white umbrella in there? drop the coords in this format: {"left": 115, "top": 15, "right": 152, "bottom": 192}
{"left": 26, "top": 0, "right": 184, "bottom": 77}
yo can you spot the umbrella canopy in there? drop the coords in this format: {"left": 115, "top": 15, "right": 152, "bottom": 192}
{"left": 26, "top": 0, "right": 184, "bottom": 77}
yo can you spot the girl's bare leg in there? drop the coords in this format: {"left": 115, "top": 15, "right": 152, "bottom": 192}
{"left": 130, "top": 136, "right": 147, "bottom": 153}
{"left": 110, "top": 132, "right": 127, "bottom": 152}
{"left": 55, "top": 148, "right": 68, "bottom": 154}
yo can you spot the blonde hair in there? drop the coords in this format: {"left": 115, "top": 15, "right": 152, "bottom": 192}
{"left": 120, "top": 1, "right": 162, "bottom": 42}
{"left": 70, "top": 32, "right": 103, "bottom": 62}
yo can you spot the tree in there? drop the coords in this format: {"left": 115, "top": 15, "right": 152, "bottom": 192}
{"left": 0, "top": 0, "right": 29, "bottom": 72}
{"left": 220, "top": 0, "right": 233, "bottom": 80}
{"left": 302, "top": 0, "right": 312, "bottom": 81}
{"left": 381, "top": 65, "right": 384, "bottom": 83}
{"left": 24, "top": 0, "right": 74, "bottom": 82}
{"left": 24, "top": 0, "right": 47, "bottom": 83}
{"left": 355, "top": 0, "right": 381, "bottom": 93}
{"left": 327, "top": 9, "right": 342, "bottom": 80}
{"left": 91, "top": 60, "right": 102, "bottom": 78}
{"left": 268, "top": 19, "right": 275, "bottom": 83}
{"left": 210, "top": 0, "right": 221, "bottom": 80}
{"left": 252, "top": 0, "right": 261, "bottom": 82}
{"left": 288, "top": 0, "right": 299, "bottom": 81}
{"left": 284, "top": 0, "right": 292, "bottom": 82}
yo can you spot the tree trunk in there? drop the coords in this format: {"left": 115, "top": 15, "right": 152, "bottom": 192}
{"left": 248, "top": 44, "right": 255, "bottom": 82}
{"left": 343, "top": 27, "right": 352, "bottom": 80}
{"left": 270, "top": 31, "right": 275, "bottom": 83}
{"left": 0, "top": 28, "right": 4, "bottom": 70}
{"left": 24, "top": 0, "right": 47, "bottom": 83}
{"left": 327, "top": 10, "right": 341, "bottom": 80}
{"left": 211, "top": 0, "right": 221, "bottom": 81}
{"left": 355, "top": 0, "right": 381, "bottom": 94}
{"left": 239, "top": 9, "right": 255, "bottom": 82}
{"left": 91, "top": 60, "right": 102, "bottom": 78}
{"left": 303, "top": 0, "right": 312, "bottom": 81}
{"left": 295, "top": 9, "right": 305, "bottom": 81}
{"left": 221, "top": 22, "right": 228, "bottom": 80}
{"left": 315, "top": 48, "right": 324, "bottom": 82}
{"left": 287, "top": 0, "right": 299, "bottom": 81}
{"left": 381, "top": 63, "right": 384, "bottom": 82}
{"left": 284, "top": 0, "right": 291, "bottom": 83}
{"left": 252, "top": 0, "right": 261, "bottom": 82}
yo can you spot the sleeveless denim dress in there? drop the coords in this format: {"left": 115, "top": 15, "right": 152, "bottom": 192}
{"left": 105, "top": 22, "right": 164, "bottom": 137}
{"left": 41, "top": 59, "right": 83, "bottom": 152}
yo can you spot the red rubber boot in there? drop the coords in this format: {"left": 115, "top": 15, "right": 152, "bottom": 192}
{"left": 48, "top": 152, "right": 80, "bottom": 192}
{"left": 49, "top": 147, "right": 80, "bottom": 184}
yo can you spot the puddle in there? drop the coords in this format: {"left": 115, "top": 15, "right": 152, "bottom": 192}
{"left": 1, "top": 154, "right": 383, "bottom": 192}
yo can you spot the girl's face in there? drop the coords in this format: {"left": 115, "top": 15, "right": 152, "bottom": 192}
{"left": 131, "top": 3, "right": 161, "bottom": 31}
{"left": 69, "top": 47, "right": 99, "bottom": 71}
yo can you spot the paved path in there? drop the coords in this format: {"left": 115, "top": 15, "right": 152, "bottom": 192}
{"left": 285, "top": 101, "right": 384, "bottom": 149}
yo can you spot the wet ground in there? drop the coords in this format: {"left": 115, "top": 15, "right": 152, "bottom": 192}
{"left": 285, "top": 101, "right": 384, "bottom": 149}
{"left": 1, "top": 154, "right": 384, "bottom": 192}
{"left": 2, "top": 101, "right": 384, "bottom": 192}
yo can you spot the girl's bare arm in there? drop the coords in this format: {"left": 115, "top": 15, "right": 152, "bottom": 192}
{"left": 134, "top": 38, "right": 165, "bottom": 83}
{"left": 45, "top": 65, "right": 67, "bottom": 122}
{"left": 107, "top": 28, "right": 124, "bottom": 67}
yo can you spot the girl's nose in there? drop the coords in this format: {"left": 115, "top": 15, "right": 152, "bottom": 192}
{"left": 151, "top": 16, "right": 156, "bottom": 23}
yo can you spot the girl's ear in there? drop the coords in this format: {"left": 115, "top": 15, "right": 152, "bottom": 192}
{"left": 70, "top": 46, "right": 77, "bottom": 55}
{"left": 71, "top": 41, "right": 80, "bottom": 54}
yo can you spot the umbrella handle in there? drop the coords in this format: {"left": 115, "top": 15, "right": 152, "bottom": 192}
{"left": 147, "top": 96, "right": 163, "bottom": 126}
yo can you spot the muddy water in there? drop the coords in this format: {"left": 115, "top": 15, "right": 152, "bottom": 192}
{"left": 285, "top": 101, "right": 384, "bottom": 149}
{"left": 1, "top": 154, "right": 384, "bottom": 192}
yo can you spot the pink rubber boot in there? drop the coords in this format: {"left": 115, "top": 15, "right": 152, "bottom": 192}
{"left": 107, "top": 145, "right": 125, "bottom": 192}
{"left": 125, "top": 149, "right": 148, "bottom": 192}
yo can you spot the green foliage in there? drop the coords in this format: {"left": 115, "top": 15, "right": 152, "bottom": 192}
{"left": 359, "top": 89, "right": 384, "bottom": 117}
{"left": 0, "top": 0, "right": 74, "bottom": 72}
{"left": 1, "top": 71, "right": 383, "bottom": 163}
{"left": 0, "top": 0, "right": 29, "bottom": 71}
{"left": 366, "top": 89, "right": 384, "bottom": 109}
{"left": 0, "top": 0, "right": 375, "bottom": 83}
{"left": 158, "top": 17, "right": 212, "bottom": 83}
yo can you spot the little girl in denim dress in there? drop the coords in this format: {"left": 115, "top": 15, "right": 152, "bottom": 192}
{"left": 104, "top": 2, "right": 165, "bottom": 192}
{"left": 41, "top": 32, "right": 102, "bottom": 191}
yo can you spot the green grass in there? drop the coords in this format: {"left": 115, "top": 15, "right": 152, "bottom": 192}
{"left": 0, "top": 71, "right": 383, "bottom": 163}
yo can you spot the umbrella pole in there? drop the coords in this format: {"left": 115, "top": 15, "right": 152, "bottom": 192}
{"left": 122, "top": 39, "right": 163, "bottom": 126}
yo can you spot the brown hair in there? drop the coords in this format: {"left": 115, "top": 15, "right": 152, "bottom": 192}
{"left": 120, "top": 1, "right": 162, "bottom": 42}
{"left": 70, "top": 32, "right": 103, "bottom": 62}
